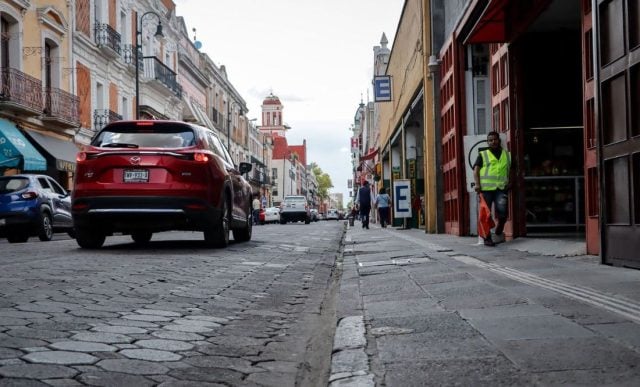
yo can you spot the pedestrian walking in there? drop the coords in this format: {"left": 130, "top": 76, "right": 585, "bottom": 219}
{"left": 356, "top": 181, "right": 372, "bottom": 229}
{"left": 473, "top": 131, "right": 514, "bottom": 246}
{"left": 374, "top": 187, "right": 391, "bottom": 228}
{"left": 252, "top": 195, "right": 261, "bottom": 225}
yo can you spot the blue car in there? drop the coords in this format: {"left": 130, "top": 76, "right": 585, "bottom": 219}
{"left": 0, "top": 174, "right": 73, "bottom": 243}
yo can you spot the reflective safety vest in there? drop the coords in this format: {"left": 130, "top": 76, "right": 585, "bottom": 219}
{"left": 479, "top": 149, "right": 511, "bottom": 191}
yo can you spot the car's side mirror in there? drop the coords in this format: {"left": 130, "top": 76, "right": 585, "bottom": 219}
{"left": 239, "top": 162, "right": 252, "bottom": 175}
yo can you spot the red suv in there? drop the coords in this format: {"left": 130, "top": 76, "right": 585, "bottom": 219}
{"left": 72, "top": 120, "right": 253, "bottom": 249}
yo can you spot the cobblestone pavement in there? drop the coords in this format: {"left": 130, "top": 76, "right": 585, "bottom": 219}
{"left": 0, "top": 222, "right": 345, "bottom": 386}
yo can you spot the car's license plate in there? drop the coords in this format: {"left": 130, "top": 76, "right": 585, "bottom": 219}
{"left": 124, "top": 169, "right": 149, "bottom": 183}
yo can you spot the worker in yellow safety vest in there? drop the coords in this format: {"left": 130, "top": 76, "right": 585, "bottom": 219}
{"left": 473, "top": 131, "right": 513, "bottom": 247}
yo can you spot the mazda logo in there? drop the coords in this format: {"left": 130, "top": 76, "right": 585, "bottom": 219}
{"left": 129, "top": 156, "right": 141, "bottom": 165}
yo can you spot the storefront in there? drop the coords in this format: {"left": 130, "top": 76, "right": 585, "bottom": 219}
{"left": 442, "top": 0, "right": 587, "bottom": 241}
{"left": 23, "top": 130, "right": 79, "bottom": 188}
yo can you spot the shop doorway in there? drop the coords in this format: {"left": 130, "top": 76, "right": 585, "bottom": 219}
{"left": 516, "top": 0, "right": 584, "bottom": 237}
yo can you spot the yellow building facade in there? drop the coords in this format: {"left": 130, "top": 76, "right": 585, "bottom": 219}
{"left": 1, "top": 0, "right": 80, "bottom": 187}
{"left": 376, "top": 0, "right": 439, "bottom": 232}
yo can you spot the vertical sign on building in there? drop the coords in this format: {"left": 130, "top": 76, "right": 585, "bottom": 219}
{"left": 351, "top": 137, "right": 359, "bottom": 151}
{"left": 393, "top": 179, "right": 412, "bottom": 218}
{"left": 374, "top": 76, "right": 392, "bottom": 102}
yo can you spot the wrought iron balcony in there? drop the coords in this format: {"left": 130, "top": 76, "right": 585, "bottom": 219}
{"left": 142, "top": 56, "right": 182, "bottom": 98}
{"left": 43, "top": 87, "right": 80, "bottom": 128}
{"left": 0, "top": 67, "right": 43, "bottom": 115}
{"left": 248, "top": 169, "right": 271, "bottom": 185}
{"left": 249, "top": 169, "right": 262, "bottom": 184}
{"left": 93, "top": 109, "right": 122, "bottom": 131}
{"left": 95, "top": 23, "right": 122, "bottom": 56}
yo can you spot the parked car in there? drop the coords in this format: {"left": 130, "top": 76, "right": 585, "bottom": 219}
{"left": 0, "top": 174, "right": 74, "bottom": 243}
{"left": 72, "top": 120, "right": 253, "bottom": 249}
{"left": 326, "top": 209, "right": 339, "bottom": 220}
{"left": 260, "top": 206, "right": 280, "bottom": 224}
{"left": 279, "top": 195, "right": 310, "bottom": 224}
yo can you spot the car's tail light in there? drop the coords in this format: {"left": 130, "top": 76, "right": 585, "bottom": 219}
{"left": 136, "top": 121, "right": 155, "bottom": 126}
{"left": 185, "top": 203, "right": 207, "bottom": 211}
{"left": 21, "top": 191, "right": 38, "bottom": 200}
{"left": 193, "top": 153, "right": 210, "bottom": 163}
{"left": 72, "top": 202, "right": 89, "bottom": 211}
{"left": 76, "top": 151, "right": 101, "bottom": 161}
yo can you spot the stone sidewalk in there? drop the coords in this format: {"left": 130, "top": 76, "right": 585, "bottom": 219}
{"left": 330, "top": 222, "right": 640, "bottom": 386}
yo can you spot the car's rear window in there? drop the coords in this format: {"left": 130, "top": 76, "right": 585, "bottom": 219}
{"left": 0, "top": 177, "right": 29, "bottom": 193}
{"left": 92, "top": 124, "right": 196, "bottom": 148}
{"left": 284, "top": 197, "right": 306, "bottom": 203}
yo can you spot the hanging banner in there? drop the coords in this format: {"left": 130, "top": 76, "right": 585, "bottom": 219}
{"left": 393, "top": 179, "right": 412, "bottom": 218}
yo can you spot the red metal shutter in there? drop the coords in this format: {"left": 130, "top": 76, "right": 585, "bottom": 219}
{"left": 489, "top": 43, "right": 519, "bottom": 237}
{"left": 440, "top": 37, "right": 466, "bottom": 236}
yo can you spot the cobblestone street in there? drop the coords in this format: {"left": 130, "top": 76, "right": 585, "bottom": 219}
{"left": 0, "top": 222, "right": 344, "bottom": 386}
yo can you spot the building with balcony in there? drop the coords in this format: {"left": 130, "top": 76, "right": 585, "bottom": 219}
{"left": 0, "top": 0, "right": 81, "bottom": 188}
{"left": 176, "top": 18, "right": 215, "bottom": 133}
{"left": 72, "top": 0, "right": 133, "bottom": 143}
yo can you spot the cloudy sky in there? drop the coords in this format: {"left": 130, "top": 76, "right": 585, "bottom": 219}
{"left": 174, "top": 0, "right": 404, "bottom": 205}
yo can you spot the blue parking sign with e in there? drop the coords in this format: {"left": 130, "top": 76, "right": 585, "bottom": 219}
{"left": 393, "top": 179, "right": 412, "bottom": 218}
{"left": 374, "top": 76, "right": 392, "bottom": 102}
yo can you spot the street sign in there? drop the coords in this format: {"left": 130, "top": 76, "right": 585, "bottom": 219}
{"left": 374, "top": 76, "right": 392, "bottom": 102}
{"left": 393, "top": 179, "right": 412, "bottom": 218}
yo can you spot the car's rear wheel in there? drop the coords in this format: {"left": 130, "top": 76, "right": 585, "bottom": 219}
{"left": 205, "top": 195, "right": 229, "bottom": 248}
{"left": 131, "top": 232, "right": 152, "bottom": 244}
{"left": 280, "top": 217, "right": 286, "bottom": 224}
{"left": 7, "top": 230, "right": 29, "bottom": 243}
{"left": 38, "top": 211, "right": 53, "bottom": 241}
{"left": 76, "top": 228, "right": 105, "bottom": 249}
{"left": 233, "top": 206, "right": 252, "bottom": 242}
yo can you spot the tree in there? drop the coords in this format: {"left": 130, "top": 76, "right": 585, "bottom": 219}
{"left": 310, "top": 162, "right": 333, "bottom": 203}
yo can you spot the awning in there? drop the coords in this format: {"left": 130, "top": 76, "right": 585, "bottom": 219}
{"left": 25, "top": 130, "right": 79, "bottom": 173}
{"left": 183, "top": 98, "right": 216, "bottom": 131}
{"left": 465, "top": 0, "right": 509, "bottom": 44}
{"left": 359, "top": 148, "right": 378, "bottom": 161}
{"left": 0, "top": 119, "right": 47, "bottom": 171}
{"left": 464, "top": 0, "right": 551, "bottom": 44}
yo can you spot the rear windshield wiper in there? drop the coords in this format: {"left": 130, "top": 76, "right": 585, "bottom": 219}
{"left": 101, "top": 143, "right": 139, "bottom": 148}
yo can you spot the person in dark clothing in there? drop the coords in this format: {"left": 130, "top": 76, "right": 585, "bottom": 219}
{"left": 357, "top": 181, "right": 372, "bottom": 229}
